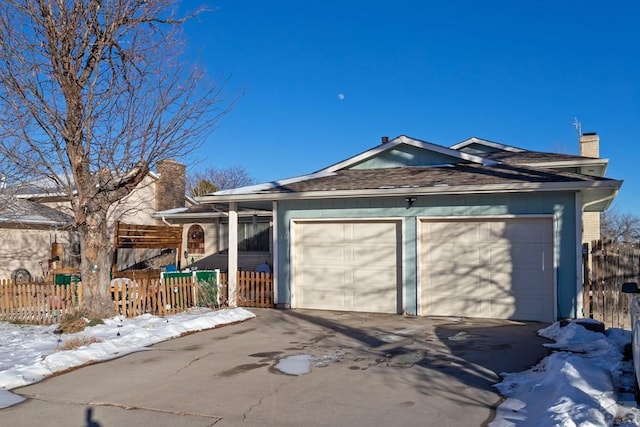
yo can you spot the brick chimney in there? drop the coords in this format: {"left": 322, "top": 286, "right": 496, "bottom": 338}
{"left": 155, "top": 159, "right": 186, "bottom": 212}
{"left": 579, "top": 132, "right": 601, "bottom": 244}
{"left": 580, "top": 132, "right": 599, "bottom": 158}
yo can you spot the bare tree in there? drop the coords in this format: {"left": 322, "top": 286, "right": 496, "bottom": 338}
{"left": 601, "top": 208, "right": 640, "bottom": 243}
{"left": 187, "top": 166, "right": 254, "bottom": 197}
{"left": 0, "top": 0, "right": 230, "bottom": 317}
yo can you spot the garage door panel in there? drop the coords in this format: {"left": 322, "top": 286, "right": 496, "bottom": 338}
{"left": 351, "top": 244, "right": 397, "bottom": 265}
{"left": 298, "top": 222, "right": 341, "bottom": 242}
{"left": 350, "top": 222, "right": 398, "bottom": 241}
{"left": 420, "top": 218, "right": 554, "bottom": 322}
{"left": 301, "top": 245, "right": 346, "bottom": 263}
{"left": 293, "top": 220, "right": 400, "bottom": 314}
{"left": 353, "top": 268, "right": 397, "bottom": 286}
{"left": 503, "top": 221, "right": 553, "bottom": 242}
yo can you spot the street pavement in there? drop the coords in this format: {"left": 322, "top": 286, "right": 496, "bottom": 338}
{"left": 1, "top": 308, "right": 551, "bottom": 426}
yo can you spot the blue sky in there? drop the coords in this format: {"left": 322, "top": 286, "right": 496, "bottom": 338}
{"left": 181, "top": 1, "right": 639, "bottom": 214}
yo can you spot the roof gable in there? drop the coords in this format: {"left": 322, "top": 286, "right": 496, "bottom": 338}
{"left": 450, "top": 137, "right": 526, "bottom": 155}
{"left": 213, "top": 135, "right": 496, "bottom": 196}
{"left": 322, "top": 135, "right": 495, "bottom": 173}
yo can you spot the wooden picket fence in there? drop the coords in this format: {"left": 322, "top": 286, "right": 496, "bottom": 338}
{"left": 0, "top": 279, "right": 82, "bottom": 324}
{"left": 111, "top": 276, "right": 197, "bottom": 317}
{"left": 583, "top": 240, "right": 640, "bottom": 329}
{"left": 219, "top": 271, "right": 274, "bottom": 308}
{"left": 0, "top": 269, "right": 273, "bottom": 325}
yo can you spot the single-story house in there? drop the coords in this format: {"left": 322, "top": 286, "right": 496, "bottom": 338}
{"left": 169, "top": 133, "right": 621, "bottom": 322}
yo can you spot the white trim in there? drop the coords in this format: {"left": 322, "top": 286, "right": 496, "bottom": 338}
{"left": 527, "top": 159, "right": 609, "bottom": 168}
{"left": 402, "top": 217, "right": 408, "bottom": 315}
{"left": 152, "top": 210, "right": 270, "bottom": 220}
{"left": 272, "top": 201, "right": 279, "bottom": 305}
{"left": 198, "top": 179, "right": 622, "bottom": 204}
{"left": 228, "top": 203, "right": 238, "bottom": 307}
{"left": 290, "top": 217, "right": 404, "bottom": 313}
{"left": 553, "top": 213, "right": 559, "bottom": 322}
{"left": 575, "top": 192, "right": 584, "bottom": 319}
{"left": 450, "top": 137, "right": 526, "bottom": 152}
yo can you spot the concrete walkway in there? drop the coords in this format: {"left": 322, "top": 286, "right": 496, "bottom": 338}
{"left": 1, "top": 308, "right": 551, "bottom": 426}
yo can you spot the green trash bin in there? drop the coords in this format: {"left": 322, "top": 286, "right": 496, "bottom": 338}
{"left": 55, "top": 273, "right": 80, "bottom": 285}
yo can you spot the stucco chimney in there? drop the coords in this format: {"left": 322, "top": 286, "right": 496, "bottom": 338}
{"left": 156, "top": 159, "right": 186, "bottom": 212}
{"left": 580, "top": 132, "right": 599, "bottom": 158}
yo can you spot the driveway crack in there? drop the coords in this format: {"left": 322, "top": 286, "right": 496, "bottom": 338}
{"left": 242, "top": 380, "right": 289, "bottom": 421}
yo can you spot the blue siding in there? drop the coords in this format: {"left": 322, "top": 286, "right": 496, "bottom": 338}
{"left": 349, "top": 145, "right": 460, "bottom": 169}
{"left": 276, "top": 192, "right": 578, "bottom": 319}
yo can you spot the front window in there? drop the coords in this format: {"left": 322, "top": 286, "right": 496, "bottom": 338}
{"left": 219, "top": 219, "right": 270, "bottom": 252}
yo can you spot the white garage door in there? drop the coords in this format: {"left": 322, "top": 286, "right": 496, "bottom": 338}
{"left": 292, "top": 220, "right": 401, "bottom": 313}
{"left": 419, "top": 217, "right": 554, "bottom": 322}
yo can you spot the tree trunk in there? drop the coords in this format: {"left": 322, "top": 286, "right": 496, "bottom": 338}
{"left": 79, "top": 211, "right": 114, "bottom": 318}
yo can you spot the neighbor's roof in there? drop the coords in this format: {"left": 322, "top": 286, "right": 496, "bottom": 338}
{"left": 0, "top": 196, "right": 73, "bottom": 227}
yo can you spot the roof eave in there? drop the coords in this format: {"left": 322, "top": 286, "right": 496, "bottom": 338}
{"left": 198, "top": 180, "right": 622, "bottom": 203}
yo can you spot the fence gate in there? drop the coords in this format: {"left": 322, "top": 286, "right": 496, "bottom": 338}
{"left": 583, "top": 240, "right": 640, "bottom": 329}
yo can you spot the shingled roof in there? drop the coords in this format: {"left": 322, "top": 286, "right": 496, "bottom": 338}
{"left": 0, "top": 196, "right": 73, "bottom": 227}
{"left": 256, "top": 162, "right": 614, "bottom": 194}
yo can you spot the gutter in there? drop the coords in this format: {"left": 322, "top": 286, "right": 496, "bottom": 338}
{"left": 198, "top": 180, "right": 623, "bottom": 204}
{"left": 582, "top": 190, "right": 619, "bottom": 212}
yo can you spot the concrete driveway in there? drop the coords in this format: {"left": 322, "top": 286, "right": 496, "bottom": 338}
{"left": 2, "top": 308, "right": 551, "bottom": 426}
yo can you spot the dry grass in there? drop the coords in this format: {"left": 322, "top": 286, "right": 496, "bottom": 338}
{"left": 55, "top": 311, "right": 104, "bottom": 334}
{"left": 57, "top": 335, "right": 102, "bottom": 351}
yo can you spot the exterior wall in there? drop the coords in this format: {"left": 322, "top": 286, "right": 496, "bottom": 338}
{"left": 351, "top": 146, "right": 458, "bottom": 169}
{"left": 582, "top": 211, "right": 601, "bottom": 244}
{"left": 109, "top": 175, "right": 157, "bottom": 228}
{"left": 276, "top": 191, "right": 579, "bottom": 319}
{"left": 0, "top": 227, "right": 74, "bottom": 280}
{"left": 182, "top": 222, "right": 219, "bottom": 266}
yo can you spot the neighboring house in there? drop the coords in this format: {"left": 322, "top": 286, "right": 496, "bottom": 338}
{"left": 185, "top": 134, "right": 621, "bottom": 322}
{"left": 0, "top": 159, "right": 187, "bottom": 280}
{"left": 0, "top": 196, "right": 76, "bottom": 281}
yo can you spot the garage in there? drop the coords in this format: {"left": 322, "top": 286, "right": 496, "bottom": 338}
{"left": 419, "top": 217, "right": 555, "bottom": 322}
{"left": 291, "top": 220, "right": 401, "bottom": 313}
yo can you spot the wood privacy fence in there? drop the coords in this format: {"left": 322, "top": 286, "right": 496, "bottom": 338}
{"left": 0, "top": 280, "right": 82, "bottom": 324}
{"left": 583, "top": 240, "right": 640, "bottom": 329}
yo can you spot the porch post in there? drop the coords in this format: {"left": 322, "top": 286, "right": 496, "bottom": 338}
{"left": 272, "top": 201, "right": 278, "bottom": 305}
{"left": 228, "top": 202, "right": 238, "bottom": 307}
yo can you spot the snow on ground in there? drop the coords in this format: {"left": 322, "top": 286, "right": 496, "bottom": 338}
{"left": 1, "top": 310, "right": 639, "bottom": 426}
{"left": 491, "top": 320, "right": 640, "bottom": 426}
{"left": 0, "top": 307, "right": 255, "bottom": 408}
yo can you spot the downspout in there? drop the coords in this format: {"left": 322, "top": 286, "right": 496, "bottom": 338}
{"left": 577, "top": 190, "right": 618, "bottom": 319}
